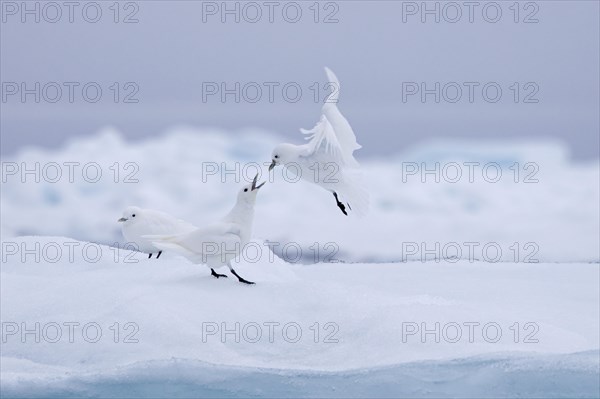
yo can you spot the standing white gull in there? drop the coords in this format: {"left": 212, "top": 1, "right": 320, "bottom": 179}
{"left": 269, "top": 67, "right": 368, "bottom": 216}
{"left": 146, "top": 175, "right": 265, "bottom": 284}
{"left": 118, "top": 206, "right": 197, "bottom": 259}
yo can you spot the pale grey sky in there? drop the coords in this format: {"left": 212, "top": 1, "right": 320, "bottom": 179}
{"left": 1, "top": 1, "right": 599, "bottom": 159}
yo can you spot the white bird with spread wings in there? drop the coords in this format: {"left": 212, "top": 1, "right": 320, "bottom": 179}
{"left": 269, "top": 67, "right": 368, "bottom": 216}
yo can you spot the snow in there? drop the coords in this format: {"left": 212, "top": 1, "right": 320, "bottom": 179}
{"left": 1, "top": 236, "right": 599, "bottom": 397}
{"left": 1, "top": 129, "right": 599, "bottom": 397}
{"left": 1, "top": 127, "right": 598, "bottom": 263}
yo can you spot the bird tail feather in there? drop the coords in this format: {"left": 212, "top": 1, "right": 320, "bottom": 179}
{"left": 143, "top": 234, "right": 188, "bottom": 255}
{"left": 338, "top": 169, "right": 369, "bottom": 217}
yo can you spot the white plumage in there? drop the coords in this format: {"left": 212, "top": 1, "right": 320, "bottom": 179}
{"left": 118, "top": 206, "right": 196, "bottom": 258}
{"left": 269, "top": 67, "right": 369, "bottom": 216}
{"left": 145, "top": 175, "right": 265, "bottom": 284}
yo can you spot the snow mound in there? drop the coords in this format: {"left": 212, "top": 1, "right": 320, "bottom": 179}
{"left": 1, "top": 236, "right": 598, "bottom": 397}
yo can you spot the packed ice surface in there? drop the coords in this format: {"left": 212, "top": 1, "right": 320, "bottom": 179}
{"left": 1, "top": 128, "right": 599, "bottom": 397}
{"left": 1, "top": 236, "right": 599, "bottom": 397}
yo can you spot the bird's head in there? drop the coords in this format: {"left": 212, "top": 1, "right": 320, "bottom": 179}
{"left": 118, "top": 206, "right": 142, "bottom": 224}
{"left": 269, "top": 143, "right": 297, "bottom": 171}
{"left": 237, "top": 173, "right": 265, "bottom": 205}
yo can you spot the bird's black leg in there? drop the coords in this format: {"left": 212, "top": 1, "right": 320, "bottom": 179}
{"left": 333, "top": 192, "right": 348, "bottom": 216}
{"left": 211, "top": 268, "right": 228, "bottom": 279}
{"left": 148, "top": 253, "right": 153, "bottom": 259}
{"left": 230, "top": 269, "right": 255, "bottom": 285}
{"left": 156, "top": 251, "right": 162, "bottom": 259}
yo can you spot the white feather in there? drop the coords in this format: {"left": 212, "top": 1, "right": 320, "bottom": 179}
{"left": 271, "top": 67, "right": 369, "bottom": 216}
{"left": 300, "top": 67, "right": 361, "bottom": 168}
{"left": 146, "top": 223, "right": 243, "bottom": 268}
{"left": 119, "top": 206, "right": 196, "bottom": 254}
{"left": 143, "top": 181, "right": 263, "bottom": 281}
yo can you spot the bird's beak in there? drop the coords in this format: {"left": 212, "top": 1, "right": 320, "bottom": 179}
{"left": 251, "top": 173, "right": 265, "bottom": 191}
{"left": 269, "top": 159, "right": 276, "bottom": 171}
{"left": 118, "top": 217, "right": 127, "bottom": 222}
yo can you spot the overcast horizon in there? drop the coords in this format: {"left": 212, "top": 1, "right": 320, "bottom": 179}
{"left": 2, "top": 0, "right": 599, "bottom": 160}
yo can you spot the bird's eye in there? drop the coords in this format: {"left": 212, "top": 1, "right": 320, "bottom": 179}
{"left": 274, "top": 155, "right": 279, "bottom": 159}
{"left": 132, "top": 214, "right": 136, "bottom": 217}
{"left": 244, "top": 188, "right": 248, "bottom": 192}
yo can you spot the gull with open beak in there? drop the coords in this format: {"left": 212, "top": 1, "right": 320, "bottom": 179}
{"left": 146, "top": 174, "right": 265, "bottom": 284}
{"left": 269, "top": 67, "right": 368, "bottom": 216}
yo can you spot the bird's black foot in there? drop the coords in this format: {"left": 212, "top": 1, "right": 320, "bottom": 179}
{"left": 231, "top": 269, "right": 255, "bottom": 285}
{"left": 156, "top": 251, "right": 162, "bottom": 259}
{"left": 148, "top": 253, "right": 153, "bottom": 259}
{"left": 333, "top": 192, "right": 348, "bottom": 216}
{"left": 211, "top": 268, "right": 228, "bottom": 279}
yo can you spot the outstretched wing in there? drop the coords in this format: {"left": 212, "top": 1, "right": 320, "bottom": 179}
{"left": 301, "top": 114, "right": 344, "bottom": 162}
{"left": 300, "top": 67, "right": 361, "bottom": 168}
